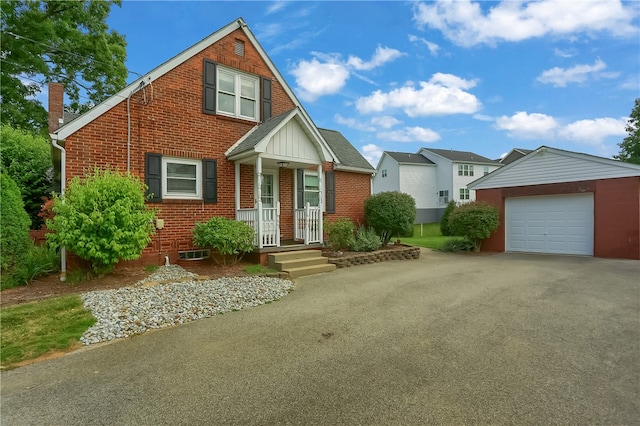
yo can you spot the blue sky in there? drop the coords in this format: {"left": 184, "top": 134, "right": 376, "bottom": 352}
{"left": 102, "top": 1, "right": 640, "bottom": 166}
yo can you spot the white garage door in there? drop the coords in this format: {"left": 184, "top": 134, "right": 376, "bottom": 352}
{"left": 505, "top": 193, "right": 594, "bottom": 255}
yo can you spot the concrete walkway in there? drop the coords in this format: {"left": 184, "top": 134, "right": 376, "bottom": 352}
{"left": 2, "top": 250, "right": 639, "bottom": 425}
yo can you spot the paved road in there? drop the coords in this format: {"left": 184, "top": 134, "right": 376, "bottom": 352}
{"left": 2, "top": 250, "right": 639, "bottom": 425}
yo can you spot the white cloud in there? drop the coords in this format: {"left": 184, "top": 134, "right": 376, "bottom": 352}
{"left": 558, "top": 117, "right": 627, "bottom": 145}
{"left": 371, "top": 115, "right": 402, "bottom": 129}
{"left": 494, "top": 111, "right": 628, "bottom": 150}
{"left": 290, "top": 46, "right": 403, "bottom": 102}
{"left": 494, "top": 111, "right": 559, "bottom": 139}
{"left": 347, "top": 46, "right": 404, "bottom": 71}
{"left": 290, "top": 57, "right": 350, "bottom": 102}
{"left": 413, "top": 0, "right": 639, "bottom": 47}
{"left": 537, "top": 59, "right": 617, "bottom": 87}
{"left": 408, "top": 34, "right": 440, "bottom": 56}
{"left": 266, "top": 1, "right": 287, "bottom": 15}
{"left": 355, "top": 73, "right": 480, "bottom": 117}
{"left": 334, "top": 114, "right": 376, "bottom": 132}
{"left": 362, "top": 143, "right": 384, "bottom": 167}
{"left": 553, "top": 48, "right": 577, "bottom": 58}
{"left": 377, "top": 127, "right": 441, "bottom": 143}
{"left": 473, "top": 113, "right": 494, "bottom": 122}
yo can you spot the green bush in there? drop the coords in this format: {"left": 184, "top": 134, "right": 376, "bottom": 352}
{"left": 0, "top": 125, "right": 52, "bottom": 228}
{"left": 448, "top": 201, "right": 500, "bottom": 251}
{"left": 324, "top": 218, "right": 355, "bottom": 252}
{"left": 192, "top": 216, "right": 255, "bottom": 265}
{"left": 350, "top": 226, "right": 381, "bottom": 252}
{"left": 440, "top": 238, "right": 476, "bottom": 253}
{"left": 1, "top": 173, "right": 32, "bottom": 276}
{"left": 46, "top": 167, "right": 156, "bottom": 276}
{"left": 364, "top": 191, "right": 416, "bottom": 246}
{"left": 440, "top": 200, "right": 457, "bottom": 236}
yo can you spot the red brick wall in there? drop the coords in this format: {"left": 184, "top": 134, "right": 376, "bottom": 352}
{"left": 63, "top": 29, "right": 295, "bottom": 264}
{"left": 326, "top": 170, "right": 371, "bottom": 226}
{"left": 476, "top": 177, "right": 640, "bottom": 260}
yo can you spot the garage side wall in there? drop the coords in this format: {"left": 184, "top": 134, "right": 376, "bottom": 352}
{"left": 476, "top": 188, "right": 505, "bottom": 252}
{"left": 594, "top": 177, "right": 640, "bottom": 260}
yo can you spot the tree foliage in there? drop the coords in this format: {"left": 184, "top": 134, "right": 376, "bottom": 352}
{"left": 364, "top": 191, "right": 416, "bottom": 246}
{"left": 1, "top": 173, "right": 32, "bottom": 282}
{"left": 0, "top": 125, "right": 52, "bottom": 228}
{"left": 614, "top": 98, "right": 640, "bottom": 165}
{"left": 447, "top": 201, "right": 500, "bottom": 251}
{"left": 46, "top": 167, "right": 156, "bottom": 275}
{"left": 0, "top": 0, "right": 127, "bottom": 133}
{"left": 192, "top": 217, "right": 255, "bottom": 265}
{"left": 439, "top": 200, "right": 457, "bottom": 236}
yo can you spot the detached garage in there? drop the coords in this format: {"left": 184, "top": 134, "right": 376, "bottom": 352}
{"left": 469, "top": 146, "right": 640, "bottom": 260}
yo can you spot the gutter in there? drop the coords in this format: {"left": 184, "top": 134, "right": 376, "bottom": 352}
{"left": 50, "top": 133, "right": 66, "bottom": 282}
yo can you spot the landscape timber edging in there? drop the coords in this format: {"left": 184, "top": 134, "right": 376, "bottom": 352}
{"left": 325, "top": 245, "right": 421, "bottom": 268}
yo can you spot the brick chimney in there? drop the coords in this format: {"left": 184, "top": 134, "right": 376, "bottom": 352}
{"left": 48, "top": 82, "right": 64, "bottom": 133}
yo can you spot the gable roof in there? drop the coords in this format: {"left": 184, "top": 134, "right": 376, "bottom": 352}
{"left": 421, "top": 148, "right": 500, "bottom": 164}
{"left": 385, "top": 151, "right": 435, "bottom": 165}
{"left": 469, "top": 146, "right": 640, "bottom": 190}
{"left": 318, "top": 128, "right": 375, "bottom": 173}
{"left": 499, "top": 148, "right": 533, "bottom": 164}
{"left": 50, "top": 17, "right": 316, "bottom": 143}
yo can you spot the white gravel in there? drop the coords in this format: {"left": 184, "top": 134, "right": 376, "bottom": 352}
{"left": 80, "top": 265, "right": 293, "bottom": 345}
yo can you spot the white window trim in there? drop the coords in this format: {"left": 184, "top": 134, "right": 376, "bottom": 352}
{"left": 458, "top": 164, "right": 474, "bottom": 177}
{"left": 162, "top": 157, "right": 202, "bottom": 200}
{"left": 439, "top": 190, "right": 449, "bottom": 205}
{"left": 459, "top": 188, "right": 470, "bottom": 200}
{"left": 217, "top": 66, "right": 259, "bottom": 121}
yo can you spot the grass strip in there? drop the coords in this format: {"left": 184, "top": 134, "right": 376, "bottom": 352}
{"left": 1, "top": 295, "right": 95, "bottom": 369}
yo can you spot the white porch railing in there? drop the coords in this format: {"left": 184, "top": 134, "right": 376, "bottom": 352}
{"left": 295, "top": 203, "right": 322, "bottom": 244}
{"left": 237, "top": 202, "right": 280, "bottom": 248}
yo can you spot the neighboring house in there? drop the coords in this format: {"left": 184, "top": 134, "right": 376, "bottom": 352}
{"left": 372, "top": 148, "right": 501, "bottom": 223}
{"left": 469, "top": 146, "right": 640, "bottom": 260}
{"left": 48, "top": 17, "right": 374, "bottom": 268}
{"left": 499, "top": 148, "right": 533, "bottom": 165}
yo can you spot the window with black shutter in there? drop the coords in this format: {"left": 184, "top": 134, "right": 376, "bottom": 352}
{"left": 325, "top": 171, "right": 335, "bottom": 214}
{"left": 203, "top": 59, "right": 217, "bottom": 114}
{"left": 262, "top": 77, "right": 272, "bottom": 121}
{"left": 203, "top": 159, "right": 218, "bottom": 203}
{"left": 145, "top": 153, "right": 162, "bottom": 203}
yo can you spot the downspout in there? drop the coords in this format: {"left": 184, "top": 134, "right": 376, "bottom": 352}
{"left": 51, "top": 134, "right": 67, "bottom": 282}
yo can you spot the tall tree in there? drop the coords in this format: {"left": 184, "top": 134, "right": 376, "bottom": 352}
{"left": 614, "top": 98, "right": 640, "bottom": 165}
{"left": 0, "top": 0, "right": 127, "bottom": 133}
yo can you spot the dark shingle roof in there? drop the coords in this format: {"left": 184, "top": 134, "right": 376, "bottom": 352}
{"left": 423, "top": 148, "right": 499, "bottom": 164}
{"left": 319, "top": 128, "right": 374, "bottom": 172}
{"left": 385, "top": 151, "right": 434, "bottom": 165}
{"left": 226, "top": 109, "right": 294, "bottom": 157}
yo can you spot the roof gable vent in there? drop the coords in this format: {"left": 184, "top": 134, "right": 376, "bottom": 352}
{"left": 234, "top": 39, "right": 245, "bottom": 57}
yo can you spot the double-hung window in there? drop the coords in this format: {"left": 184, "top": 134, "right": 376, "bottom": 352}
{"left": 439, "top": 190, "right": 449, "bottom": 204}
{"left": 304, "top": 173, "right": 320, "bottom": 207}
{"left": 381, "top": 169, "right": 387, "bottom": 178}
{"left": 162, "top": 157, "right": 202, "bottom": 199}
{"left": 458, "top": 164, "right": 474, "bottom": 176}
{"left": 459, "top": 188, "right": 470, "bottom": 200}
{"left": 217, "top": 67, "right": 258, "bottom": 120}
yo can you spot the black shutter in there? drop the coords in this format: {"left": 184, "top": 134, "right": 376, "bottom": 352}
{"left": 296, "top": 169, "right": 304, "bottom": 208}
{"left": 261, "top": 77, "right": 272, "bottom": 121}
{"left": 203, "top": 59, "right": 216, "bottom": 114}
{"left": 203, "top": 159, "right": 218, "bottom": 203}
{"left": 325, "top": 171, "right": 335, "bottom": 214}
{"left": 145, "top": 153, "right": 162, "bottom": 203}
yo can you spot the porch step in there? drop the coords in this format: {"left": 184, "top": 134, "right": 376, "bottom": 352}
{"left": 267, "top": 250, "right": 336, "bottom": 278}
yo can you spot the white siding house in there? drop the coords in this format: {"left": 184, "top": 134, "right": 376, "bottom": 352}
{"left": 372, "top": 149, "right": 502, "bottom": 223}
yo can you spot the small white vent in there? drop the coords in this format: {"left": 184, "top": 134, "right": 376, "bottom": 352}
{"left": 234, "top": 39, "right": 245, "bottom": 57}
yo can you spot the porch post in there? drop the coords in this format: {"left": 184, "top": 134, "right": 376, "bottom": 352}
{"left": 234, "top": 162, "right": 240, "bottom": 215}
{"left": 317, "top": 164, "right": 323, "bottom": 244}
{"left": 256, "top": 157, "right": 262, "bottom": 248}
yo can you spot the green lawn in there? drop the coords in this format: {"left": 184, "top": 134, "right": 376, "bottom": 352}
{"left": 401, "top": 222, "right": 459, "bottom": 250}
{"left": 1, "top": 295, "right": 96, "bottom": 369}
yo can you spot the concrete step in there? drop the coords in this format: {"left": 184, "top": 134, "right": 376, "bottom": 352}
{"left": 268, "top": 250, "right": 322, "bottom": 269}
{"left": 274, "top": 256, "right": 329, "bottom": 271}
{"left": 284, "top": 263, "right": 336, "bottom": 279}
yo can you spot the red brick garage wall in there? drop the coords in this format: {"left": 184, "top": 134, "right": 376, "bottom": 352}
{"left": 476, "top": 177, "right": 640, "bottom": 260}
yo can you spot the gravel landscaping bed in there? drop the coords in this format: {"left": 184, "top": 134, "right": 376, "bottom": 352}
{"left": 80, "top": 265, "right": 293, "bottom": 345}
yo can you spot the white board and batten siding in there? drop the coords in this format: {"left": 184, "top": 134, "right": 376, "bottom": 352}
{"left": 506, "top": 193, "right": 594, "bottom": 255}
{"left": 264, "top": 119, "right": 320, "bottom": 162}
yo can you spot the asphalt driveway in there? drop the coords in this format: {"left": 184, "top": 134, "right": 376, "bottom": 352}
{"left": 2, "top": 250, "right": 639, "bottom": 425}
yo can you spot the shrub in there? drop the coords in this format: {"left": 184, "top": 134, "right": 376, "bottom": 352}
{"left": 350, "top": 227, "right": 381, "bottom": 252}
{"left": 447, "top": 201, "right": 500, "bottom": 251}
{"left": 46, "top": 167, "right": 156, "bottom": 276}
{"left": 1, "top": 173, "right": 33, "bottom": 289}
{"left": 440, "top": 238, "right": 476, "bottom": 253}
{"left": 440, "top": 200, "right": 457, "bottom": 236}
{"left": 192, "top": 216, "right": 255, "bottom": 265}
{"left": 324, "top": 218, "right": 355, "bottom": 252}
{"left": 0, "top": 125, "right": 52, "bottom": 228}
{"left": 364, "top": 191, "right": 416, "bottom": 246}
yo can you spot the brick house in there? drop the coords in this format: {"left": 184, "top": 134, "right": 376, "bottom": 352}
{"left": 49, "top": 18, "right": 374, "bottom": 269}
